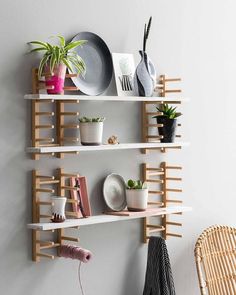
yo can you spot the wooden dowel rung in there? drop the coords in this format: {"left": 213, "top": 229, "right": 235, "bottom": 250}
{"left": 161, "top": 101, "right": 182, "bottom": 104}
{"left": 166, "top": 199, "right": 183, "bottom": 204}
{"left": 66, "top": 199, "right": 79, "bottom": 204}
{"left": 35, "top": 99, "right": 54, "bottom": 103}
{"left": 148, "top": 190, "right": 164, "bottom": 195}
{"left": 38, "top": 201, "right": 52, "bottom": 205}
{"left": 36, "top": 252, "right": 54, "bottom": 259}
{"left": 63, "top": 151, "right": 80, "bottom": 155}
{"left": 36, "top": 85, "right": 54, "bottom": 90}
{"left": 61, "top": 173, "right": 79, "bottom": 177}
{"left": 146, "top": 224, "right": 164, "bottom": 229}
{"left": 61, "top": 185, "right": 78, "bottom": 190}
{"left": 148, "top": 172, "right": 164, "bottom": 176}
{"left": 166, "top": 177, "right": 182, "bottom": 181}
{"left": 165, "top": 166, "right": 182, "bottom": 170}
{"left": 61, "top": 236, "right": 79, "bottom": 242}
{"left": 146, "top": 124, "right": 163, "bottom": 127}
{"left": 63, "top": 86, "right": 79, "bottom": 91}
{"left": 36, "top": 188, "right": 55, "bottom": 193}
{"left": 148, "top": 201, "right": 164, "bottom": 205}
{"left": 40, "top": 243, "right": 60, "bottom": 250}
{"left": 163, "top": 78, "right": 181, "bottom": 82}
{"left": 60, "top": 137, "right": 79, "bottom": 142}
{"left": 35, "top": 112, "right": 54, "bottom": 116}
{"left": 65, "top": 73, "right": 78, "bottom": 78}
{"left": 35, "top": 125, "right": 54, "bottom": 129}
{"left": 61, "top": 124, "right": 79, "bottom": 129}
{"left": 146, "top": 168, "right": 164, "bottom": 171}
{"left": 39, "top": 144, "right": 59, "bottom": 147}
{"left": 164, "top": 89, "right": 182, "bottom": 93}
{"left": 36, "top": 175, "right": 55, "bottom": 180}
{"left": 146, "top": 112, "right": 163, "bottom": 116}
{"left": 166, "top": 221, "right": 182, "bottom": 226}
{"left": 35, "top": 138, "right": 54, "bottom": 143}
{"left": 40, "top": 214, "right": 52, "bottom": 218}
{"left": 34, "top": 152, "right": 55, "bottom": 156}
{"left": 66, "top": 211, "right": 79, "bottom": 217}
{"left": 60, "top": 100, "right": 79, "bottom": 103}
{"left": 166, "top": 233, "right": 182, "bottom": 238}
{"left": 166, "top": 188, "right": 182, "bottom": 192}
{"left": 39, "top": 180, "right": 60, "bottom": 185}
{"left": 146, "top": 179, "right": 163, "bottom": 183}
{"left": 60, "top": 112, "right": 80, "bottom": 116}
{"left": 149, "top": 227, "right": 165, "bottom": 233}
{"left": 146, "top": 135, "right": 163, "bottom": 139}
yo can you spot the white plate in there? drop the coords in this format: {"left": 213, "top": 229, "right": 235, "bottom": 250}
{"left": 103, "top": 174, "right": 127, "bottom": 211}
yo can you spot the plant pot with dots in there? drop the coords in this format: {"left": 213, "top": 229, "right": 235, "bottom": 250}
{"left": 153, "top": 104, "right": 182, "bottom": 143}
{"left": 126, "top": 179, "right": 148, "bottom": 212}
{"left": 28, "top": 35, "right": 87, "bottom": 94}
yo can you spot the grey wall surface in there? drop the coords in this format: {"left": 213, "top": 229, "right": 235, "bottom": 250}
{"left": 0, "top": 0, "right": 235, "bottom": 294}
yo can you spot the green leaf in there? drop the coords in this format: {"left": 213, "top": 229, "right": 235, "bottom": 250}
{"left": 61, "top": 57, "right": 73, "bottom": 72}
{"left": 38, "top": 54, "right": 49, "bottom": 77}
{"left": 64, "top": 40, "right": 87, "bottom": 51}
{"left": 28, "top": 41, "right": 49, "bottom": 49}
{"left": 56, "top": 35, "right": 65, "bottom": 47}
{"left": 29, "top": 47, "right": 48, "bottom": 53}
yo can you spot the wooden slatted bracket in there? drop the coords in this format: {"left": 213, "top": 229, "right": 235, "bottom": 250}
{"left": 142, "top": 74, "right": 182, "bottom": 154}
{"left": 31, "top": 168, "right": 81, "bottom": 262}
{"left": 142, "top": 162, "right": 183, "bottom": 243}
{"left": 30, "top": 68, "right": 80, "bottom": 160}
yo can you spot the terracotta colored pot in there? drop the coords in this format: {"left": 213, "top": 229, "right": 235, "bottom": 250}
{"left": 45, "top": 63, "right": 66, "bottom": 94}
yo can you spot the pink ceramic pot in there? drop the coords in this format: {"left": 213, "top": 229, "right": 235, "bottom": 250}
{"left": 45, "top": 63, "right": 67, "bottom": 94}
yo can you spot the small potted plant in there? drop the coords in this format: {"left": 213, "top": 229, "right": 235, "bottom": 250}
{"left": 28, "top": 35, "right": 86, "bottom": 94}
{"left": 126, "top": 179, "right": 148, "bottom": 211}
{"left": 79, "top": 117, "right": 105, "bottom": 145}
{"left": 153, "top": 104, "right": 182, "bottom": 143}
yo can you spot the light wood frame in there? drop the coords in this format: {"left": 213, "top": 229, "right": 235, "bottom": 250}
{"left": 142, "top": 162, "right": 183, "bottom": 243}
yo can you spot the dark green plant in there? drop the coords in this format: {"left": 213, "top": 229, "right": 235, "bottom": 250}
{"left": 153, "top": 104, "right": 182, "bottom": 119}
{"left": 78, "top": 117, "right": 105, "bottom": 123}
{"left": 28, "top": 35, "right": 87, "bottom": 77}
{"left": 127, "top": 179, "right": 147, "bottom": 189}
{"left": 143, "top": 16, "right": 152, "bottom": 52}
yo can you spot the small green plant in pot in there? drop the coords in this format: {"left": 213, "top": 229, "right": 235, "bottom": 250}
{"left": 28, "top": 35, "right": 86, "bottom": 94}
{"left": 153, "top": 104, "right": 182, "bottom": 143}
{"left": 126, "top": 179, "right": 148, "bottom": 212}
{"left": 79, "top": 117, "right": 105, "bottom": 146}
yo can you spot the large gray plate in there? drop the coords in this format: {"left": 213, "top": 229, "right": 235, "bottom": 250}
{"left": 70, "top": 32, "right": 113, "bottom": 95}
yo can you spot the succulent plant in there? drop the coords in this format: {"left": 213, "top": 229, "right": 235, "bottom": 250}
{"left": 127, "top": 179, "right": 147, "bottom": 190}
{"left": 78, "top": 117, "right": 105, "bottom": 123}
{"left": 153, "top": 104, "right": 182, "bottom": 119}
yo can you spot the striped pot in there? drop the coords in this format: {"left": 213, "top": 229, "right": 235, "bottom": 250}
{"left": 133, "top": 50, "right": 156, "bottom": 97}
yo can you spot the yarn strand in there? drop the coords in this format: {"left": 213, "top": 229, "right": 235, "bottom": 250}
{"left": 78, "top": 261, "right": 85, "bottom": 295}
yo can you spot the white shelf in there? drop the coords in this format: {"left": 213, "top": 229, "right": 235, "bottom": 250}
{"left": 24, "top": 94, "right": 189, "bottom": 102}
{"left": 26, "top": 142, "right": 189, "bottom": 154}
{"left": 27, "top": 206, "right": 192, "bottom": 231}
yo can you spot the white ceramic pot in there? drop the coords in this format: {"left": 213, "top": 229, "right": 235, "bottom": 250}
{"left": 79, "top": 122, "right": 104, "bottom": 145}
{"left": 126, "top": 188, "right": 148, "bottom": 211}
{"left": 51, "top": 196, "right": 66, "bottom": 223}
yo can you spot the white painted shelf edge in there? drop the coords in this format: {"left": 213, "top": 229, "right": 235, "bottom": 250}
{"left": 26, "top": 142, "right": 189, "bottom": 153}
{"left": 24, "top": 94, "right": 189, "bottom": 102}
{"left": 28, "top": 206, "right": 192, "bottom": 230}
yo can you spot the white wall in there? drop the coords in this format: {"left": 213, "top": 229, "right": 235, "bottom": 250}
{"left": 0, "top": 0, "right": 235, "bottom": 294}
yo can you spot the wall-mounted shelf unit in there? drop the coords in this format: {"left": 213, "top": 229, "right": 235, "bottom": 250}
{"left": 26, "top": 69, "right": 191, "bottom": 262}
{"left": 28, "top": 206, "right": 192, "bottom": 231}
{"left": 26, "top": 142, "right": 189, "bottom": 154}
{"left": 24, "top": 94, "right": 189, "bottom": 103}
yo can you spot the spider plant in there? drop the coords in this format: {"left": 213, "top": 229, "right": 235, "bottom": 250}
{"left": 28, "top": 35, "right": 87, "bottom": 77}
{"left": 153, "top": 104, "right": 182, "bottom": 119}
